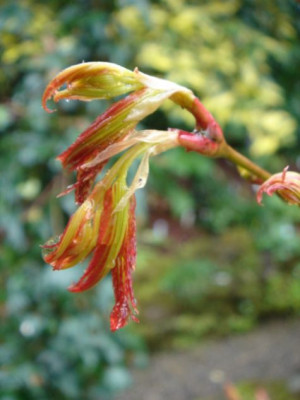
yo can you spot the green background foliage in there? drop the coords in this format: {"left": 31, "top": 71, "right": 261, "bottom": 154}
{"left": 0, "top": 0, "right": 299, "bottom": 399}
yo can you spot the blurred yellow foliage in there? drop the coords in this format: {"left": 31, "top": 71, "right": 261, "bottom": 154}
{"left": 151, "top": 7, "right": 169, "bottom": 29}
{"left": 249, "top": 111, "right": 296, "bottom": 155}
{"left": 3, "top": 41, "right": 41, "bottom": 64}
{"left": 200, "top": 0, "right": 240, "bottom": 16}
{"left": 115, "top": 6, "right": 146, "bottom": 34}
{"left": 1, "top": 2, "right": 55, "bottom": 65}
{"left": 115, "top": 0, "right": 297, "bottom": 156}
{"left": 169, "top": 7, "right": 202, "bottom": 37}
{"left": 137, "top": 43, "right": 173, "bottom": 72}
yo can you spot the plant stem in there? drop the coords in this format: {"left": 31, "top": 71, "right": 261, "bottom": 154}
{"left": 222, "top": 143, "right": 271, "bottom": 182}
{"left": 173, "top": 92, "right": 272, "bottom": 182}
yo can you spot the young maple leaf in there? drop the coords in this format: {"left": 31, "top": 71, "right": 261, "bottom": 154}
{"left": 42, "top": 62, "right": 225, "bottom": 330}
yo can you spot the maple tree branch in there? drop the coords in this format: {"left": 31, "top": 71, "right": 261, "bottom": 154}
{"left": 221, "top": 143, "right": 271, "bottom": 182}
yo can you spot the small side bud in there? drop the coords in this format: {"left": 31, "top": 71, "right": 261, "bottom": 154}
{"left": 257, "top": 166, "right": 300, "bottom": 206}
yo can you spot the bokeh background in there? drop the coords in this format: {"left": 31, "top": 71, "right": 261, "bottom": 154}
{"left": 0, "top": 0, "right": 299, "bottom": 399}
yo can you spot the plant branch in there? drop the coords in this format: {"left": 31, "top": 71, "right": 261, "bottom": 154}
{"left": 221, "top": 143, "right": 272, "bottom": 182}
{"left": 174, "top": 93, "right": 272, "bottom": 183}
